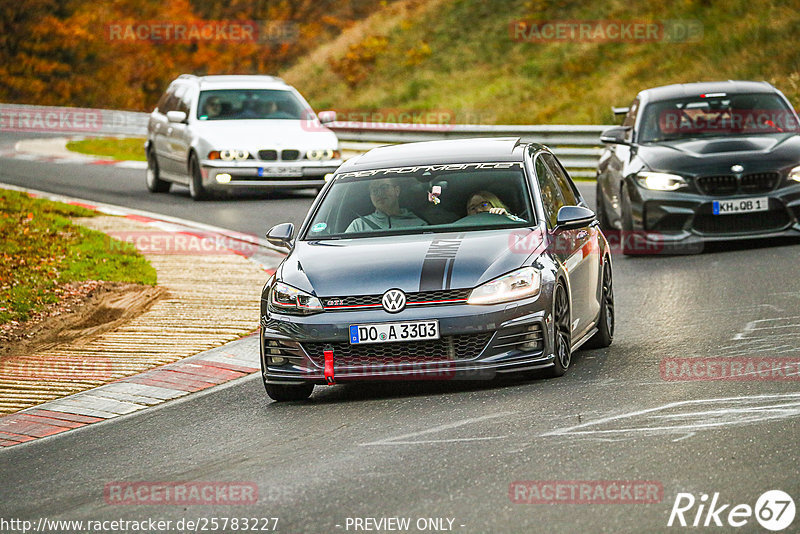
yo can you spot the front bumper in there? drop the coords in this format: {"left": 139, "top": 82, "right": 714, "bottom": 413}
{"left": 259, "top": 299, "right": 554, "bottom": 385}
{"left": 200, "top": 159, "right": 342, "bottom": 190}
{"left": 627, "top": 180, "right": 800, "bottom": 249}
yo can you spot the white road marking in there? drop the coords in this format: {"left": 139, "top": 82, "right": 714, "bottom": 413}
{"left": 542, "top": 392, "right": 800, "bottom": 439}
{"left": 360, "top": 411, "right": 514, "bottom": 446}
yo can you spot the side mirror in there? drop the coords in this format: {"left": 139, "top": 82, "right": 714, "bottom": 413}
{"left": 555, "top": 205, "right": 595, "bottom": 230}
{"left": 599, "top": 126, "right": 630, "bottom": 144}
{"left": 266, "top": 223, "right": 294, "bottom": 249}
{"left": 317, "top": 111, "right": 337, "bottom": 124}
{"left": 166, "top": 111, "right": 187, "bottom": 123}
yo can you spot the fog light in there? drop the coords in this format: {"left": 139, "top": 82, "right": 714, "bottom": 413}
{"left": 216, "top": 173, "right": 232, "bottom": 184}
{"left": 268, "top": 356, "right": 287, "bottom": 365}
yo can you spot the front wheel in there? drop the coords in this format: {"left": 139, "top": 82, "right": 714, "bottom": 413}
{"left": 188, "top": 153, "right": 209, "bottom": 201}
{"left": 264, "top": 383, "right": 314, "bottom": 402}
{"left": 145, "top": 149, "right": 170, "bottom": 193}
{"left": 584, "top": 261, "right": 614, "bottom": 349}
{"left": 545, "top": 283, "right": 572, "bottom": 378}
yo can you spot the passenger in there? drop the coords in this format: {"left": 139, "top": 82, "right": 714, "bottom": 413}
{"left": 345, "top": 178, "right": 428, "bottom": 232}
{"left": 202, "top": 97, "right": 222, "bottom": 119}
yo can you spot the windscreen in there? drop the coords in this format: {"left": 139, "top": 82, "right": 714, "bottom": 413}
{"left": 304, "top": 162, "right": 535, "bottom": 239}
{"left": 638, "top": 93, "right": 798, "bottom": 142}
{"left": 196, "top": 89, "right": 314, "bottom": 121}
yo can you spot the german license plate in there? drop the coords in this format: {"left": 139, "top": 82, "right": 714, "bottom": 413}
{"left": 258, "top": 167, "right": 303, "bottom": 177}
{"left": 712, "top": 196, "right": 768, "bottom": 215}
{"left": 349, "top": 321, "right": 439, "bottom": 345}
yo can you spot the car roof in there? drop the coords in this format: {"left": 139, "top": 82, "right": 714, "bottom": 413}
{"left": 338, "top": 138, "right": 546, "bottom": 172}
{"left": 174, "top": 74, "right": 291, "bottom": 91}
{"left": 639, "top": 80, "right": 778, "bottom": 103}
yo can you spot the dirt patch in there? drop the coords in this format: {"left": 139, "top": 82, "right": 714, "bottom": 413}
{"left": 0, "top": 281, "right": 165, "bottom": 358}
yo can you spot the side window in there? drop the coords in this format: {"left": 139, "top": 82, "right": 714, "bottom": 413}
{"left": 156, "top": 87, "right": 175, "bottom": 114}
{"left": 535, "top": 156, "right": 566, "bottom": 229}
{"left": 622, "top": 98, "right": 639, "bottom": 142}
{"left": 176, "top": 86, "right": 192, "bottom": 115}
{"left": 542, "top": 153, "right": 579, "bottom": 207}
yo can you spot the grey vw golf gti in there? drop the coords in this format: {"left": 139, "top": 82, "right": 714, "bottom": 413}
{"left": 260, "top": 138, "right": 614, "bottom": 401}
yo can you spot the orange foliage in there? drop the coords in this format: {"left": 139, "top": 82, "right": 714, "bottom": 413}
{"left": 0, "top": 0, "right": 388, "bottom": 111}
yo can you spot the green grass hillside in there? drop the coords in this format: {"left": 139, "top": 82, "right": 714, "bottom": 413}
{"left": 282, "top": 0, "right": 800, "bottom": 125}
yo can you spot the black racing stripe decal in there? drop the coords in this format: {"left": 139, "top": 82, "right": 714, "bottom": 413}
{"left": 419, "top": 235, "right": 464, "bottom": 291}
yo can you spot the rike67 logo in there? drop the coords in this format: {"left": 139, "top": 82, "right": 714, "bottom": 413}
{"left": 668, "top": 490, "right": 795, "bottom": 531}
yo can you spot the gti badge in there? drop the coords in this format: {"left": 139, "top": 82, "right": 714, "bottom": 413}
{"left": 731, "top": 164, "right": 744, "bottom": 174}
{"left": 381, "top": 289, "right": 406, "bottom": 313}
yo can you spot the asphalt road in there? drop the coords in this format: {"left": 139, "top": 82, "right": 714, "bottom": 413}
{"left": 1, "top": 131, "right": 799, "bottom": 533}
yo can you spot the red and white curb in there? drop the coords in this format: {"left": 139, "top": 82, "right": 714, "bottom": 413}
{"left": 0, "top": 183, "right": 287, "bottom": 271}
{"left": 0, "top": 335, "right": 261, "bottom": 447}
{"left": 0, "top": 136, "right": 147, "bottom": 169}
{"left": 0, "top": 185, "right": 287, "bottom": 448}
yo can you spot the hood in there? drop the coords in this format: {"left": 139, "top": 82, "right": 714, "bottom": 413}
{"left": 638, "top": 133, "right": 800, "bottom": 175}
{"left": 191, "top": 119, "right": 338, "bottom": 151}
{"left": 278, "top": 229, "right": 541, "bottom": 297}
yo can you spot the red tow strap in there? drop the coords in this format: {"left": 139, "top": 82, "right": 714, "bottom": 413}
{"left": 324, "top": 348, "right": 335, "bottom": 385}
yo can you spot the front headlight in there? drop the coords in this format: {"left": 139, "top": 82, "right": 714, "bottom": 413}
{"left": 306, "top": 149, "right": 341, "bottom": 161}
{"left": 269, "top": 281, "right": 324, "bottom": 315}
{"left": 209, "top": 150, "right": 250, "bottom": 161}
{"left": 789, "top": 165, "right": 800, "bottom": 182}
{"left": 636, "top": 171, "right": 687, "bottom": 191}
{"left": 467, "top": 267, "right": 541, "bottom": 305}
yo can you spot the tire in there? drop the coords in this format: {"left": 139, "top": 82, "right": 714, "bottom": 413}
{"left": 264, "top": 383, "right": 314, "bottom": 402}
{"left": 595, "top": 180, "right": 611, "bottom": 230}
{"left": 584, "top": 261, "right": 614, "bottom": 349}
{"left": 145, "top": 149, "right": 170, "bottom": 193}
{"left": 188, "top": 153, "right": 209, "bottom": 201}
{"left": 545, "top": 283, "right": 572, "bottom": 378}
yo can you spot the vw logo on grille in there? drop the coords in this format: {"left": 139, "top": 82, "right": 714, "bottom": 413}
{"left": 382, "top": 289, "right": 406, "bottom": 313}
{"left": 731, "top": 164, "right": 744, "bottom": 174}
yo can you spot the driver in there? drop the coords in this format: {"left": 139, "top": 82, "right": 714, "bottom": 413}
{"left": 346, "top": 178, "right": 427, "bottom": 232}
{"left": 466, "top": 191, "right": 522, "bottom": 221}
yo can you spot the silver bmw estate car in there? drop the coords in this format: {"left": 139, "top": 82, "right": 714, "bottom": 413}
{"left": 145, "top": 74, "right": 342, "bottom": 200}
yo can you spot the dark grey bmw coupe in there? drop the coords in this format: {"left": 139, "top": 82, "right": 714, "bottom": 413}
{"left": 596, "top": 80, "right": 800, "bottom": 254}
{"left": 259, "top": 138, "right": 614, "bottom": 401}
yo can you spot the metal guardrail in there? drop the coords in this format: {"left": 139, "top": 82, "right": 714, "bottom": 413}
{"left": 0, "top": 103, "right": 610, "bottom": 178}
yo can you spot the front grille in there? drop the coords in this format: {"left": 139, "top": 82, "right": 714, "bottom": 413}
{"left": 692, "top": 209, "right": 791, "bottom": 234}
{"left": 322, "top": 289, "right": 471, "bottom": 310}
{"left": 258, "top": 149, "right": 278, "bottom": 161}
{"left": 302, "top": 333, "right": 492, "bottom": 367}
{"left": 696, "top": 175, "right": 737, "bottom": 196}
{"left": 696, "top": 172, "right": 780, "bottom": 196}
{"left": 281, "top": 149, "right": 300, "bottom": 161}
{"left": 740, "top": 172, "right": 779, "bottom": 193}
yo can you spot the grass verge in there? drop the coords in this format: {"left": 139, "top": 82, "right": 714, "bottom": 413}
{"left": 66, "top": 137, "right": 146, "bottom": 161}
{"left": 0, "top": 189, "right": 156, "bottom": 324}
